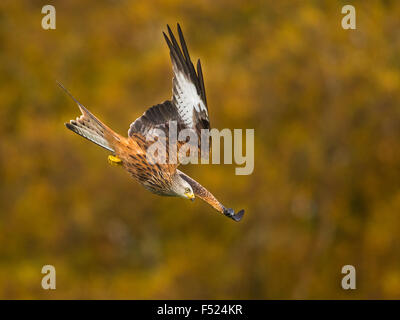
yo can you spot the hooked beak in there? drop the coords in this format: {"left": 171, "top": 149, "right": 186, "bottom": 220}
{"left": 185, "top": 192, "right": 195, "bottom": 201}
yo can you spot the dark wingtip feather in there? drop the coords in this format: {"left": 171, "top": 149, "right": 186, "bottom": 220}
{"left": 167, "top": 24, "right": 177, "bottom": 48}
{"left": 232, "top": 209, "right": 245, "bottom": 222}
{"left": 162, "top": 31, "right": 172, "bottom": 49}
{"left": 167, "top": 24, "right": 173, "bottom": 34}
{"left": 196, "top": 59, "right": 207, "bottom": 107}
{"left": 223, "top": 207, "right": 245, "bottom": 222}
{"left": 177, "top": 23, "right": 192, "bottom": 63}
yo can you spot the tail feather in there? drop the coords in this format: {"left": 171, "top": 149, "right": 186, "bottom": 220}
{"left": 59, "top": 82, "right": 119, "bottom": 152}
{"left": 65, "top": 120, "right": 114, "bottom": 152}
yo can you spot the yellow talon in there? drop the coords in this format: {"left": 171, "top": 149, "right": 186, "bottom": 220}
{"left": 108, "top": 155, "right": 122, "bottom": 166}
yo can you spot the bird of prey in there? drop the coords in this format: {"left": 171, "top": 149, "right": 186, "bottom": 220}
{"left": 61, "top": 24, "right": 244, "bottom": 222}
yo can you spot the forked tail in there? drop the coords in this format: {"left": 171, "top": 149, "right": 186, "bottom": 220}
{"left": 58, "top": 82, "right": 120, "bottom": 152}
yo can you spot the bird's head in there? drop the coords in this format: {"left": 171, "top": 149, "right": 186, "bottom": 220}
{"left": 183, "top": 186, "right": 195, "bottom": 201}
{"left": 172, "top": 175, "right": 195, "bottom": 201}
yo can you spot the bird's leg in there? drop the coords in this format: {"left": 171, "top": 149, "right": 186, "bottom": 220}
{"left": 108, "top": 154, "right": 122, "bottom": 166}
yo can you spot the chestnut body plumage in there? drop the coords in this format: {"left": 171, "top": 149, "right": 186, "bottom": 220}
{"left": 61, "top": 24, "right": 244, "bottom": 222}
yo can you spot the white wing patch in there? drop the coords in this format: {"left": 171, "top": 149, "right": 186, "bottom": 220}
{"left": 128, "top": 25, "right": 210, "bottom": 142}
{"left": 173, "top": 66, "right": 208, "bottom": 129}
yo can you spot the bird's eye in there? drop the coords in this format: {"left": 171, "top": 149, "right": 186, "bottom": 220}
{"left": 185, "top": 188, "right": 191, "bottom": 193}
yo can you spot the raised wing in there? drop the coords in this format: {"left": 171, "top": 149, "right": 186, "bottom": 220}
{"left": 163, "top": 24, "right": 209, "bottom": 135}
{"left": 128, "top": 24, "right": 210, "bottom": 141}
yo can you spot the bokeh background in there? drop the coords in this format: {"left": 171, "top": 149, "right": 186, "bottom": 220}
{"left": 1, "top": 0, "right": 400, "bottom": 299}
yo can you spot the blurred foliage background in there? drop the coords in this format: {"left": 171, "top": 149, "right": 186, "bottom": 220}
{"left": 0, "top": 0, "right": 400, "bottom": 299}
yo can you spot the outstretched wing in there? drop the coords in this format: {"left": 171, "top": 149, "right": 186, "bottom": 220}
{"left": 178, "top": 170, "right": 245, "bottom": 222}
{"left": 128, "top": 24, "right": 210, "bottom": 143}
